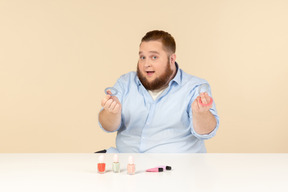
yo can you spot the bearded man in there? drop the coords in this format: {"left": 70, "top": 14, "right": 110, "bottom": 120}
{"left": 98, "top": 30, "right": 219, "bottom": 153}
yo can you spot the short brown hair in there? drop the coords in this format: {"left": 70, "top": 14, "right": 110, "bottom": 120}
{"left": 141, "top": 30, "right": 176, "bottom": 54}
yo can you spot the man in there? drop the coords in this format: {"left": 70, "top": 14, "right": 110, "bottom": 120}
{"left": 98, "top": 30, "right": 219, "bottom": 153}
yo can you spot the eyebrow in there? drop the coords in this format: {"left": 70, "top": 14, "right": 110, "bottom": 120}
{"left": 139, "top": 51, "right": 160, "bottom": 55}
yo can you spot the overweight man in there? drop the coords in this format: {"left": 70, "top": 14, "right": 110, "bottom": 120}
{"left": 98, "top": 30, "right": 219, "bottom": 153}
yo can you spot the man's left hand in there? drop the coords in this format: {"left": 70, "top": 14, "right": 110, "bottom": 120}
{"left": 192, "top": 92, "right": 212, "bottom": 113}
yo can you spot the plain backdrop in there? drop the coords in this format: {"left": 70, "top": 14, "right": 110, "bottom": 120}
{"left": 0, "top": 0, "right": 287, "bottom": 153}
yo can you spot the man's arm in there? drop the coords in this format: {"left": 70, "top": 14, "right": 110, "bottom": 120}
{"left": 191, "top": 92, "right": 217, "bottom": 135}
{"left": 99, "top": 94, "right": 122, "bottom": 132}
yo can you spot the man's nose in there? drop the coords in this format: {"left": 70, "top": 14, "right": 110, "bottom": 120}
{"left": 144, "top": 60, "right": 151, "bottom": 68}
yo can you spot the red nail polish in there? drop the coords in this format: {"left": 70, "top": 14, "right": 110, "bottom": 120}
{"left": 97, "top": 155, "right": 106, "bottom": 173}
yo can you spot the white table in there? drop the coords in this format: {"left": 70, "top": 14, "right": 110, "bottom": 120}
{"left": 0, "top": 153, "right": 287, "bottom": 192}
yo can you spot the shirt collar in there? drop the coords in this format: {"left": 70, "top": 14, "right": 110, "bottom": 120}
{"left": 170, "top": 62, "right": 181, "bottom": 86}
{"left": 136, "top": 62, "right": 182, "bottom": 86}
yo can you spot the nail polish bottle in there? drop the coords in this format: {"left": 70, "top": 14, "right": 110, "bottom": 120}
{"left": 127, "top": 156, "right": 135, "bottom": 175}
{"left": 112, "top": 154, "right": 120, "bottom": 173}
{"left": 97, "top": 155, "right": 106, "bottom": 173}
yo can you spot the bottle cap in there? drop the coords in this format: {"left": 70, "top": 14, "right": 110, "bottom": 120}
{"left": 128, "top": 156, "right": 134, "bottom": 164}
{"left": 98, "top": 155, "right": 104, "bottom": 163}
{"left": 113, "top": 154, "right": 119, "bottom": 162}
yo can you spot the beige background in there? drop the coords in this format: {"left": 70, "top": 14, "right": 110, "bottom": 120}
{"left": 0, "top": 0, "right": 287, "bottom": 153}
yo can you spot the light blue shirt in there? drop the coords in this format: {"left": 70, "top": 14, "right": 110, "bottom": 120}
{"left": 99, "top": 63, "right": 219, "bottom": 153}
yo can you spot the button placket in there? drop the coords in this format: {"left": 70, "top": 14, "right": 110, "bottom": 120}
{"left": 139, "top": 102, "right": 156, "bottom": 152}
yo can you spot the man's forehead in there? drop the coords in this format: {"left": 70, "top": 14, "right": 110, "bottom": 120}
{"left": 140, "top": 40, "right": 162, "bottom": 47}
{"left": 139, "top": 41, "right": 164, "bottom": 54}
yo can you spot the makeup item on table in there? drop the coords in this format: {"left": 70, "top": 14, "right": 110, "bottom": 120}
{"left": 146, "top": 167, "right": 164, "bottom": 172}
{"left": 127, "top": 156, "right": 135, "bottom": 175}
{"left": 112, "top": 154, "right": 120, "bottom": 173}
{"left": 157, "top": 166, "right": 172, "bottom": 171}
{"left": 198, "top": 83, "right": 213, "bottom": 106}
{"left": 97, "top": 155, "right": 106, "bottom": 173}
{"left": 146, "top": 166, "right": 172, "bottom": 172}
{"left": 104, "top": 87, "right": 118, "bottom": 96}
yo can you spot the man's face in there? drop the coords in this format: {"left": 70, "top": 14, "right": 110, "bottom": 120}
{"left": 137, "top": 40, "right": 175, "bottom": 91}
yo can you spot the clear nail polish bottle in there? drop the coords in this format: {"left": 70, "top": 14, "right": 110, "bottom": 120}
{"left": 127, "top": 156, "right": 135, "bottom": 175}
{"left": 112, "top": 154, "right": 120, "bottom": 173}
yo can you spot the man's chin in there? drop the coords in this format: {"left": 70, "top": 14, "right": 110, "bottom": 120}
{"left": 145, "top": 77, "right": 155, "bottom": 82}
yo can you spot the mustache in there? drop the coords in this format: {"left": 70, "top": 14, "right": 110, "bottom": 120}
{"left": 136, "top": 61, "right": 173, "bottom": 91}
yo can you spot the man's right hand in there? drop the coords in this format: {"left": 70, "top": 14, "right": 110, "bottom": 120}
{"left": 99, "top": 93, "right": 122, "bottom": 132}
{"left": 101, "top": 94, "right": 121, "bottom": 114}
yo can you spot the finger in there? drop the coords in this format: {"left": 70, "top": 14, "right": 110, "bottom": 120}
{"left": 203, "top": 92, "right": 213, "bottom": 106}
{"left": 197, "top": 97, "right": 204, "bottom": 109}
{"left": 106, "top": 90, "right": 112, "bottom": 96}
{"left": 204, "top": 92, "right": 211, "bottom": 103}
{"left": 192, "top": 96, "right": 200, "bottom": 111}
{"left": 109, "top": 101, "right": 117, "bottom": 112}
{"left": 101, "top": 94, "right": 112, "bottom": 107}
{"left": 101, "top": 97, "right": 108, "bottom": 107}
{"left": 105, "top": 94, "right": 112, "bottom": 100}
{"left": 112, "top": 103, "right": 121, "bottom": 113}
{"left": 200, "top": 93, "right": 207, "bottom": 104}
{"left": 199, "top": 93, "right": 213, "bottom": 108}
{"left": 111, "top": 94, "right": 120, "bottom": 103}
{"left": 110, "top": 101, "right": 121, "bottom": 113}
{"left": 103, "top": 99, "right": 113, "bottom": 110}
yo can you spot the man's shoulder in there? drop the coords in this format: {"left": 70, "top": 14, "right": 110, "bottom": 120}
{"left": 116, "top": 71, "right": 136, "bottom": 80}
{"left": 117, "top": 71, "right": 137, "bottom": 84}
{"left": 180, "top": 69, "right": 208, "bottom": 85}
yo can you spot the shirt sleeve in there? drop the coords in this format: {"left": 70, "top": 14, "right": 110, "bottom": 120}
{"left": 188, "top": 83, "right": 220, "bottom": 140}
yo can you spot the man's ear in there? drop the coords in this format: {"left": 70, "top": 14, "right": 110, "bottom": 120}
{"left": 170, "top": 53, "right": 176, "bottom": 64}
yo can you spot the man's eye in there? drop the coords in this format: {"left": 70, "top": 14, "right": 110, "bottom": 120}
{"left": 140, "top": 56, "right": 145, "bottom": 60}
{"left": 152, "top": 56, "right": 157, "bottom": 59}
